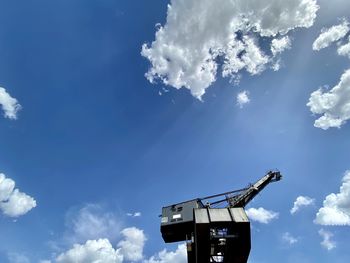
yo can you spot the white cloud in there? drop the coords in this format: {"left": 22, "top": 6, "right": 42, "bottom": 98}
{"left": 0, "top": 87, "right": 21, "bottom": 120}
{"left": 271, "top": 58, "right": 282, "bottom": 71}
{"left": 142, "top": 0, "right": 319, "bottom": 99}
{"left": 309, "top": 20, "right": 350, "bottom": 129}
{"left": 236, "top": 90, "right": 250, "bottom": 108}
{"left": 246, "top": 207, "right": 279, "bottom": 224}
{"left": 318, "top": 229, "right": 336, "bottom": 251}
{"left": 118, "top": 227, "right": 146, "bottom": 262}
{"left": 0, "top": 173, "right": 36, "bottom": 217}
{"left": 56, "top": 239, "right": 124, "bottom": 263}
{"left": 56, "top": 227, "right": 146, "bottom": 263}
{"left": 52, "top": 232, "right": 186, "bottom": 263}
{"left": 0, "top": 173, "right": 15, "bottom": 202}
{"left": 270, "top": 36, "right": 291, "bottom": 71}
{"left": 230, "top": 74, "right": 242, "bottom": 86}
{"left": 0, "top": 189, "right": 37, "bottom": 217}
{"left": 65, "top": 204, "right": 122, "bottom": 244}
{"left": 307, "top": 69, "right": 350, "bottom": 129}
{"left": 290, "top": 196, "right": 315, "bottom": 214}
{"left": 338, "top": 37, "right": 350, "bottom": 58}
{"left": 315, "top": 171, "right": 350, "bottom": 225}
{"left": 312, "top": 20, "right": 349, "bottom": 51}
{"left": 271, "top": 36, "right": 292, "bottom": 56}
{"left": 127, "top": 212, "right": 142, "bottom": 217}
{"left": 144, "top": 244, "right": 187, "bottom": 263}
{"left": 282, "top": 232, "right": 298, "bottom": 245}
{"left": 238, "top": 36, "right": 270, "bottom": 75}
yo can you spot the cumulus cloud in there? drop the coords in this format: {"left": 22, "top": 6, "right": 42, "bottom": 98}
{"left": 312, "top": 20, "right": 349, "bottom": 51}
{"left": 56, "top": 239, "right": 124, "bottom": 263}
{"left": 318, "top": 229, "right": 336, "bottom": 250}
{"left": 282, "top": 232, "right": 298, "bottom": 245}
{"left": 118, "top": 227, "right": 146, "bottom": 262}
{"left": 290, "top": 196, "right": 315, "bottom": 214}
{"left": 0, "top": 173, "right": 36, "bottom": 217}
{"left": 315, "top": 171, "right": 350, "bottom": 225}
{"left": 65, "top": 204, "right": 122, "bottom": 244}
{"left": 0, "top": 189, "right": 37, "bottom": 217}
{"left": 0, "top": 87, "right": 21, "bottom": 120}
{"left": 142, "top": 0, "right": 319, "bottom": 99}
{"left": 46, "top": 234, "right": 187, "bottom": 263}
{"left": 56, "top": 227, "right": 146, "bottom": 263}
{"left": 236, "top": 90, "right": 250, "bottom": 108}
{"left": 309, "top": 19, "right": 350, "bottom": 129}
{"left": 144, "top": 244, "right": 187, "bottom": 263}
{"left": 246, "top": 207, "right": 279, "bottom": 224}
{"left": 0, "top": 173, "right": 15, "bottom": 202}
{"left": 307, "top": 69, "right": 350, "bottom": 129}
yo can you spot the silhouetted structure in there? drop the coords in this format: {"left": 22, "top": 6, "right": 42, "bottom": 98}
{"left": 160, "top": 171, "right": 282, "bottom": 263}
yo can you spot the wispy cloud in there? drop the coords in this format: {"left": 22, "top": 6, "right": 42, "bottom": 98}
{"left": 282, "top": 232, "right": 298, "bottom": 245}
{"left": 315, "top": 171, "right": 350, "bottom": 225}
{"left": 236, "top": 91, "right": 250, "bottom": 108}
{"left": 127, "top": 212, "right": 141, "bottom": 217}
{"left": 64, "top": 204, "right": 122, "bottom": 244}
{"left": 0, "top": 173, "right": 37, "bottom": 217}
{"left": 318, "top": 229, "right": 336, "bottom": 250}
{"left": 142, "top": 0, "right": 318, "bottom": 99}
{"left": 246, "top": 207, "right": 279, "bottom": 224}
{"left": 290, "top": 196, "right": 315, "bottom": 214}
{"left": 0, "top": 87, "right": 21, "bottom": 120}
{"left": 7, "top": 252, "right": 30, "bottom": 263}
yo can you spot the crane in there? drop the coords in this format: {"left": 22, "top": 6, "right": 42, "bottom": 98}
{"left": 160, "top": 170, "right": 282, "bottom": 263}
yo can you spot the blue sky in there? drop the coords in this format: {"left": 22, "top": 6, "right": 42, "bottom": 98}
{"left": 0, "top": 0, "right": 350, "bottom": 262}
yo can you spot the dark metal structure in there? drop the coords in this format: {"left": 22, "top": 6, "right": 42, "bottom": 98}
{"left": 160, "top": 170, "right": 282, "bottom": 263}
